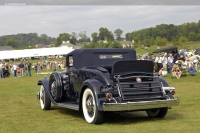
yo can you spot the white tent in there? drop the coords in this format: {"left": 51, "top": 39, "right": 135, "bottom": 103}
{"left": 0, "top": 46, "right": 74, "bottom": 60}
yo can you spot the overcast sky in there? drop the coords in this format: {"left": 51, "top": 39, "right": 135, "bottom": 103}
{"left": 0, "top": 5, "right": 200, "bottom": 38}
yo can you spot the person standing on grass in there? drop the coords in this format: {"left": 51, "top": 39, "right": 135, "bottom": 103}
{"left": 24, "top": 63, "right": 28, "bottom": 75}
{"left": 27, "top": 62, "right": 32, "bottom": 77}
{"left": 19, "top": 62, "right": 24, "bottom": 77}
{"left": 47, "top": 63, "right": 50, "bottom": 73}
{"left": 0, "top": 62, "right": 4, "bottom": 78}
{"left": 168, "top": 53, "right": 174, "bottom": 73}
{"left": 33, "top": 63, "right": 37, "bottom": 74}
{"left": 13, "top": 63, "right": 17, "bottom": 78}
{"left": 37, "top": 62, "right": 41, "bottom": 74}
{"left": 155, "top": 53, "right": 163, "bottom": 73}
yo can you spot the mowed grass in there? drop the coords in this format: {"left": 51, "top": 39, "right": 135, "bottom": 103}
{"left": 0, "top": 72, "right": 200, "bottom": 133}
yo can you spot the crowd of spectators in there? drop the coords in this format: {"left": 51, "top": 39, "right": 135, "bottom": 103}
{"left": 137, "top": 49, "right": 200, "bottom": 79}
{"left": 0, "top": 49, "right": 199, "bottom": 79}
{"left": 0, "top": 60, "right": 65, "bottom": 78}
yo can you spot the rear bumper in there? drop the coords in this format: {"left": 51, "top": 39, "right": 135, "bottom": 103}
{"left": 103, "top": 98, "right": 179, "bottom": 111}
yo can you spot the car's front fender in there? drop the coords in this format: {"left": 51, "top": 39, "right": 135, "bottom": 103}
{"left": 38, "top": 78, "right": 50, "bottom": 90}
{"left": 159, "top": 77, "right": 169, "bottom": 87}
{"left": 37, "top": 78, "right": 54, "bottom": 103}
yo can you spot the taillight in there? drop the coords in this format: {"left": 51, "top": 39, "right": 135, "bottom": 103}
{"left": 106, "top": 93, "right": 113, "bottom": 101}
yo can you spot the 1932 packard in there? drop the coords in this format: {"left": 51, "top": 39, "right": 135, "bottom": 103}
{"left": 37, "top": 48, "right": 179, "bottom": 124}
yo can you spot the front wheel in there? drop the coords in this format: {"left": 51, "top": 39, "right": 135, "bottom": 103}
{"left": 39, "top": 85, "right": 51, "bottom": 110}
{"left": 82, "top": 88, "right": 104, "bottom": 124}
{"left": 146, "top": 108, "right": 168, "bottom": 118}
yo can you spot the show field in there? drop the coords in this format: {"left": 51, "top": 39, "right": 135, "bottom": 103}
{"left": 0, "top": 73, "right": 200, "bottom": 133}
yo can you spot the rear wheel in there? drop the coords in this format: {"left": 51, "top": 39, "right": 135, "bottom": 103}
{"left": 39, "top": 85, "right": 51, "bottom": 110}
{"left": 82, "top": 88, "right": 104, "bottom": 124}
{"left": 146, "top": 108, "right": 168, "bottom": 118}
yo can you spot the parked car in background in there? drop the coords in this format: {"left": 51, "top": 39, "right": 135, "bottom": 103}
{"left": 37, "top": 48, "right": 179, "bottom": 124}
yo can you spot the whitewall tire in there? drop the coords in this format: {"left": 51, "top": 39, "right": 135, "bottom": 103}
{"left": 82, "top": 88, "right": 104, "bottom": 124}
{"left": 40, "top": 85, "right": 51, "bottom": 110}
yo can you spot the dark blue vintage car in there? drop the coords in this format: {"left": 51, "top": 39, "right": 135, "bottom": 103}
{"left": 37, "top": 48, "right": 179, "bottom": 124}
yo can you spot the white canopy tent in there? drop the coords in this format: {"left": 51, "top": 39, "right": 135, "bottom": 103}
{"left": 0, "top": 46, "right": 74, "bottom": 60}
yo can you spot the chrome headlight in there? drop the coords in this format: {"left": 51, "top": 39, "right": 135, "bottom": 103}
{"left": 163, "top": 87, "right": 176, "bottom": 95}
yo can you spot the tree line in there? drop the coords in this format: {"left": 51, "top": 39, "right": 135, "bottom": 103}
{"left": 125, "top": 20, "right": 200, "bottom": 47}
{"left": 0, "top": 33, "right": 56, "bottom": 49}
{"left": 0, "top": 20, "right": 200, "bottom": 49}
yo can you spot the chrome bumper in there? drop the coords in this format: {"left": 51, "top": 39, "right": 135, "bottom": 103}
{"left": 103, "top": 98, "right": 179, "bottom": 111}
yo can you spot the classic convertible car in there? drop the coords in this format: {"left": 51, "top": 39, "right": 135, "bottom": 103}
{"left": 37, "top": 48, "right": 179, "bottom": 124}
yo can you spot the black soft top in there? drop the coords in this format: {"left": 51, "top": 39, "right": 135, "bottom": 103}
{"left": 67, "top": 48, "right": 136, "bottom": 69}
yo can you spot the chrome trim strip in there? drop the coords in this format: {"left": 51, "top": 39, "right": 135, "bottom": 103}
{"left": 103, "top": 98, "right": 179, "bottom": 111}
{"left": 118, "top": 75, "right": 153, "bottom": 80}
{"left": 161, "top": 82, "right": 166, "bottom": 95}
{"left": 163, "top": 87, "right": 175, "bottom": 91}
{"left": 116, "top": 84, "right": 121, "bottom": 97}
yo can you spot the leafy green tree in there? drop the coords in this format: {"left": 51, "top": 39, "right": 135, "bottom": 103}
{"left": 71, "top": 32, "right": 78, "bottom": 39}
{"left": 196, "top": 33, "right": 200, "bottom": 41}
{"left": 60, "top": 33, "right": 71, "bottom": 42}
{"left": 133, "top": 37, "right": 139, "bottom": 44}
{"left": 114, "top": 28, "right": 123, "bottom": 40}
{"left": 141, "top": 39, "right": 150, "bottom": 47}
{"left": 91, "top": 32, "right": 98, "bottom": 42}
{"left": 173, "top": 41, "right": 181, "bottom": 46}
{"left": 54, "top": 33, "right": 71, "bottom": 46}
{"left": 70, "top": 37, "right": 77, "bottom": 45}
{"left": 179, "top": 36, "right": 187, "bottom": 43}
{"left": 5, "top": 39, "right": 17, "bottom": 48}
{"left": 78, "top": 31, "right": 90, "bottom": 43}
{"left": 54, "top": 37, "right": 61, "bottom": 47}
{"left": 149, "top": 37, "right": 155, "bottom": 46}
{"left": 40, "top": 34, "right": 49, "bottom": 45}
{"left": 70, "top": 32, "right": 78, "bottom": 44}
{"left": 98, "top": 27, "right": 114, "bottom": 41}
{"left": 179, "top": 36, "right": 187, "bottom": 47}
{"left": 125, "top": 33, "right": 133, "bottom": 41}
{"left": 188, "top": 32, "right": 196, "bottom": 41}
{"left": 155, "top": 37, "right": 168, "bottom": 46}
{"left": 109, "top": 41, "right": 123, "bottom": 48}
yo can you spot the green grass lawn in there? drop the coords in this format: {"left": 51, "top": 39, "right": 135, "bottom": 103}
{"left": 0, "top": 72, "right": 200, "bottom": 133}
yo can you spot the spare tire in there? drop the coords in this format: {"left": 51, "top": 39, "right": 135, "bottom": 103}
{"left": 49, "top": 72, "right": 62, "bottom": 102}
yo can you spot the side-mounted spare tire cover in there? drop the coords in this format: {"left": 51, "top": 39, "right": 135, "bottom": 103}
{"left": 49, "top": 72, "right": 63, "bottom": 102}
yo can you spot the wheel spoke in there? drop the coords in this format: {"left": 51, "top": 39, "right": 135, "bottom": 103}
{"left": 86, "top": 95, "right": 95, "bottom": 117}
{"left": 51, "top": 81, "right": 57, "bottom": 97}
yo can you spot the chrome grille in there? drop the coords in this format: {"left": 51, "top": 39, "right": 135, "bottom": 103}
{"left": 117, "top": 76, "right": 165, "bottom": 101}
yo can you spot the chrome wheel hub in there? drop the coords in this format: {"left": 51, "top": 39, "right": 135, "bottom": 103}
{"left": 86, "top": 96, "right": 94, "bottom": 117}
{"left": 51, "top": 81, "right": 56, "bottom": 97}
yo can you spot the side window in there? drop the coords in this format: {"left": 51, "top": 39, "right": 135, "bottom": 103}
{"left": 69, "top": 56, "right": 73, "bottom": 67}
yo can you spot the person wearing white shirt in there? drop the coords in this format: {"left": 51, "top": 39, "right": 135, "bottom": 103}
{"left": 155, "top": 54, "right": 163, "bottom": 72}
{"left": 162, "top": 53, "right": 168, "bottom": 68}
{"left": 13, "top": 63, "right": 17, "bottom": 77}
{"left": 168, "top": 54, "right": 174, "bottom": 73}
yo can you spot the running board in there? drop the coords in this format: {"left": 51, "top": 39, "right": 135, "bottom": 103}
{"left": 51, "top": 101, "right": 79, "bottom": 111}
{"left": 38, "top": 79, "right": 79, "bottom": 111}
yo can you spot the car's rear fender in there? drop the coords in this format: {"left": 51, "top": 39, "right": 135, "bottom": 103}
{"left": 80, "top": 79, "right": 105, "bottom": 111}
